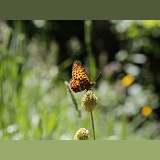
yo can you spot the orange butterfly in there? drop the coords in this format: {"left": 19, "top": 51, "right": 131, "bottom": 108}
{"left": 70, "top": 61, "right": 96, "bottom": 93}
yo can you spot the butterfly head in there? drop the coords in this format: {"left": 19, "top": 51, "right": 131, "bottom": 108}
{"left": 90, "top": 81, "right": 96, "bottom": 86}
{"left": 88, "top": 81, "right": 96, "bottom": 90}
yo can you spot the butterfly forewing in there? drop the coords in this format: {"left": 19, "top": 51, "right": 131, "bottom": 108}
{"left": 72, "top": 62, "right": 90, "bottom": 81}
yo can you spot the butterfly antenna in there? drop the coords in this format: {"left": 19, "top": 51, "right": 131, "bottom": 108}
{"left": 96, "top": 72, "right": 101, "bottom": 82}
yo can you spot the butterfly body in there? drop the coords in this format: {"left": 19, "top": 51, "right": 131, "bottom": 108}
{"left": 70, "top": 62, "right": 96, "bottom": 93}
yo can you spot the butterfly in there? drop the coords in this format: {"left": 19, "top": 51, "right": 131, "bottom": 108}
{"left": 70, "top": 61, "right": 96, "bottom": 93}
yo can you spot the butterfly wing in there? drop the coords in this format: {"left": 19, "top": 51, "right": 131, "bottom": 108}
{"left": 70, "top": 79, "right": 83, "bottom": 92}
{"left": 72, "top": 62, "right": 90, "bottom": 81}
{"left": 70, "top": 61, "right": 96, "bottom": 92}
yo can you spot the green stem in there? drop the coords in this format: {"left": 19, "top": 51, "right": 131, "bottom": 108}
{"left": 84, "top": 20, "right": 96, "bottom": 80}
{"left": 64, "top": 81, "right": 81, "bottom": 117}
{"left": 90, "top": 109, "right": 96, "bottom": 140}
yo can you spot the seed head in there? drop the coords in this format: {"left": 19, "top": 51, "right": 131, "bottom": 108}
{"left": 73, "top": 128, "right": 90, "bottom": 140}
{"left": 81, "top": 91, "right": 98, "bottom": 112}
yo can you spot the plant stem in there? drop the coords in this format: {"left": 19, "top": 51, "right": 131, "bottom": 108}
{"left": 64, "top": 81, "right": 81, "bottom": 117}
{"left": 84, "top": 20, "right": 96, "bottom": 80}
{"left": 90, "top": 109, "right": 96, "bottom": 140}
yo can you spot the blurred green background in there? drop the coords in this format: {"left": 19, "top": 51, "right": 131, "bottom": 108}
{"left": 0, "top": 20, "right": 160, "bottom": 140}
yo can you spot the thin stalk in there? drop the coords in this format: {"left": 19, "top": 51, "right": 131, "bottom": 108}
{"left": 64, "top": 81, "right": 81, "bottom": 117}
{"left": 90, "top": 109, "right": 96, "bottom": 140}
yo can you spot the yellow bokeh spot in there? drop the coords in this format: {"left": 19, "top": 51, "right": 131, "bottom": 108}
{"left": 141, "top": 106, "right": 152, "bottom": 116}
{"left": 143, "top": 20, "right": 160, "bottom": 28}
{"left": 121, "top": 75, "right": 134, "bottom": 87}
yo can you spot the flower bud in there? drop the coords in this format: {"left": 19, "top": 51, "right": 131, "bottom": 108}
{"left": 73, "top": 128, "right": 90, "bottom": 140}
{"left": 81, "top": 91, "right": 98, "bottom": 112}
